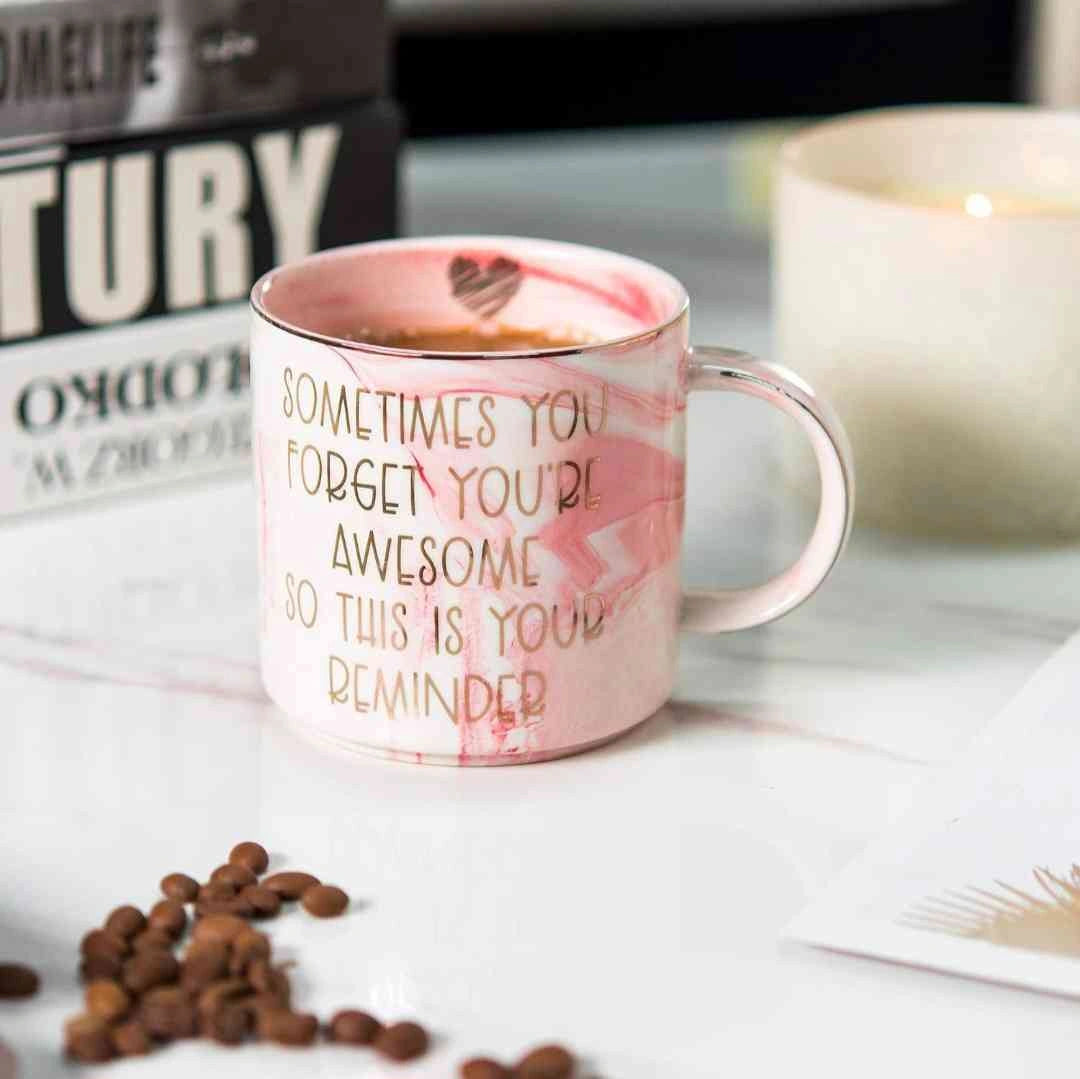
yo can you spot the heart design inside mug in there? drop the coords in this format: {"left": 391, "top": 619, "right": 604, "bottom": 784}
{"left": 448, "top": 255, "right": 523, "bottom": 318}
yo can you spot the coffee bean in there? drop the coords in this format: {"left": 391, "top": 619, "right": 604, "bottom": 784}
{"left": 192, "top": 913, "right": 248, "bottom": 945}
{"left": 211, "top": 863, "right": 257, "bottom": 890}
{"left": 247, "top": 959, "right": 291, "bottom": 1006}
{"left": 148, "top": 899, "right": 187, "bottom": 937}
{"left": 180, "top": 942, "right": 229, "bottom": 991}
{"left": 205, "top": 1003, "right": 251, "bottom": 1046}
{"left": 197, "top": 978, "right": 251, "bottom": 1018}
{"left": 260, "top": 1009, "right": 318, "bottom": 1046}
{"left": 81, "top": 928, "right": 129, "bottom": 961}
{"left": 229, "top": 929, "right": 270, "bottom": 976}
{"left": 84, "top": 979, "right": 130, "bottom": 1021}
{"left": 65, "top": 1014, "right": 114, "bottom": 1063}
{"left": 374, "top": 1021, "right": 429, "bottom": 1061}
{"left": 229, "top": 841, "right": 270, "bottom": 875}
{"left": 245, "top": 957, "right": 272, "bottom": 991}
{"left": 515, "top": 1044, "right": 575, "bottom": 1079}
{"left": 104, "top": 905, "right": 146, "bottom": 939}
{"left": 141, "top": 986, "right": 198, "bottom": 1040}
{"left": 132, "top": 927, "right": 176, "bottom": 954}
{"left": 262, "top": 871, "right": 320, "bottom": 899}
{"left": 0, "top": 963, "right": 39, "bottom": 999}
{"left": 160, "top": 872, "right": 199, "bottom": 903}
{"left": 301, "top": 884, "right": 349, "bottom": 918}
{"left": 328, "top": 1008, "right": 381, "bottom": 1045}
{"left": 185, "top": 936, "right": 228, "bottom": 959}
{"left": 248, "top": 999, "right": 281, "bottom": 1037}
{"left": 80, "top": 953, "right": 122, "bottom": 982}
{"left": 122, "top": 950, "right": 179, "bottom": 994}
{"left": 241, "top": 885, "right": 282, "bottom": 919}
{"left": 199, "top": 880, "right": 238, "bottom": 903}
{"left": 461, "top": 1058, "right": 511, "bottom": 1079}
{"left": 196, "top": 895, "right": 255, "bottom": 920}
{"left": 246, "top": 993, "right": 290, "bottom": 1032}
{"left": 111, "top": 1018, "right": 153, "bottom": 1057}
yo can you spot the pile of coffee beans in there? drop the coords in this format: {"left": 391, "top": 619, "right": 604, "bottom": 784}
{"left": 63, "top": 841, "right": 429, "bottom": 1065}
{"left": 460, "top": 1043, "right": 576, "bottom": 1079}
{"left": 2, "top": 840, "right": 578, "bottom": 1073}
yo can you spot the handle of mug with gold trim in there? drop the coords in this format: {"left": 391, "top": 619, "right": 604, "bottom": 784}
{"left": 680, "top": 346, "right": 854, "bottom": 633}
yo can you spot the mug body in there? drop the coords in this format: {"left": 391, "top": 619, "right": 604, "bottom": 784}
{"left": 251, "top": 237, "right": 689, "bottom": 764}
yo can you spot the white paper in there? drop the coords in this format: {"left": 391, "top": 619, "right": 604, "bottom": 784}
{"left": 787, "top": 629, "right": 1080, "bottom": 997}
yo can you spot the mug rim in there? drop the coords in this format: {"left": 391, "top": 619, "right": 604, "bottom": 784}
{"left": 250, "top": 235, "right": 691, "bottom": 360}
{"left": 779, "top": 103, "right": 1080, "bottom": 221}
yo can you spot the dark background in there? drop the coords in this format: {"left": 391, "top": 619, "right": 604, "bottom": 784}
{"left": 393, "top": 0, "right": 1026, "bottom": 137}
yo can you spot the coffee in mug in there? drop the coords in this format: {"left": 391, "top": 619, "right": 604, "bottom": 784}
{"left": 349, "top": 327, "right": 590, "bottom": 351}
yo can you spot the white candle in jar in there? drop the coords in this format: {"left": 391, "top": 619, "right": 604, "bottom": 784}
{"left": 775, "top": 106, "right": 1080, "bottom": 540}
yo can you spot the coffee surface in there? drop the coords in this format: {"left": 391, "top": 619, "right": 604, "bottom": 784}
{"left": 351, "top": 326, "right": 588, "bottom": 352}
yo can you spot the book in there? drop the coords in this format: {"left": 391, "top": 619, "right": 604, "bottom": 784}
{"left": 0, "top": 0, "right": 398, "bottom": 516}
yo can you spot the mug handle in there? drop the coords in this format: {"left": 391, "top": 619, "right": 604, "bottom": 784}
{"left": 680, "top": 346, "right": 855, "bottom": 633}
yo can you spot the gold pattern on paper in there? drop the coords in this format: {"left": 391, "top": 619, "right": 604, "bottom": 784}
{"left": 901, "top": 864, "right": 1080, "bottom": 957}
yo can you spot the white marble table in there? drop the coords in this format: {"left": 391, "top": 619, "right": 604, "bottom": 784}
{"left": 4, "top": 126, "right": 1080, "bottom": 1077}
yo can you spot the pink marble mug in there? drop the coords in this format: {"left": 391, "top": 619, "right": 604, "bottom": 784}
{"left": 250, "top": 237, "right": 853, "bottom": 765}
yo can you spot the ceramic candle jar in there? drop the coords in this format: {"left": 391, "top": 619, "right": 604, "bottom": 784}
{"left": 776, "top": 106, "right": 1080, "bottom": 540}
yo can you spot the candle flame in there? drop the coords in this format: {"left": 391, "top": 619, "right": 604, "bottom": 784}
{"left": 964, "top": 192, "right": 994, "bottom": 218}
